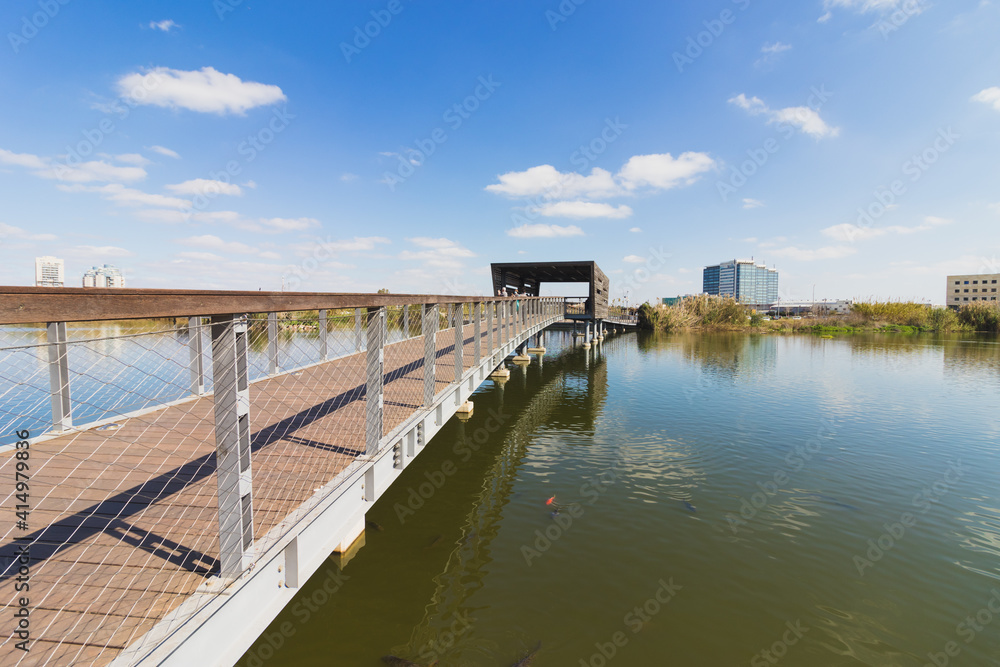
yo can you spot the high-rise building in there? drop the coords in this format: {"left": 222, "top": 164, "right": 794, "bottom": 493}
{"left": 82, "top": 264, "right": 125, "bottom": 288}
{"left": 703, "top": 259, "right": 779, "bottom": 309}
{"left": 947, "top": 273, "right": 999, "bottom": 308}
{"left": 35, "top": 256, "right": 65, "bottom": 287}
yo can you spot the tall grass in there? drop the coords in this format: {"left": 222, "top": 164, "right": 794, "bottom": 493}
{"left": 638, "top": 295, "right": 751, "bottom": 331}
{"left": 958, "top": 303, "right": 1000, "bottom": 332}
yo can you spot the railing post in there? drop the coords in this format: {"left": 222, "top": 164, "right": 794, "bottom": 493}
{"left": 268, "top": 312, "right": 279, "bottom": 375}
{"left": 474, "top": 302, "right": 481, "bottom": 363}
{"left": 487, "top": 301, "right": 494, "bottom": 365}
{"left": 402, "top": 304, "right": 409, "bottom": 339}
{"left": 318, "top": 309, "right": 328, "bottom": 361}
{"left": 46, "top": 321, "right": 71, "bottom": 432}
{"left": 454, "top": 304, "right": 464, "bottom": 383}
{"left": 423, "top": 304, "right": 437, "bottom": 406}
{"left": 211, "top": 314, "right": 254, "bottom": 577}
{"left": 355, "top": 307, "right": 363, "bottom": 352}
{"left": 188, "top": 316, "right": 205, "bottom": 396}
{"left": 365, "top": 307, "right": 386, "bottom": 455}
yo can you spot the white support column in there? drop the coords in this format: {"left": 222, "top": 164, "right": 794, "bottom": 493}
{"left": 46, "top": 321, "right": 71, "bottom": 432}
{"left": 318, "top": 309, "right": 328, "bottom": 361}
{"left": 210, "top": 315, "right": 254, "bottom": 578}
{"left": 267, "top": 312, "right": 279, "bottom": 375}
{"left": 188, "top": 317, "right": 205, "bottom": 396}
{"left": 365, "top": 307, "right": 386, "bottom": 455}
{"left": 473, "top": 303, "right": 481, "bottom": 364}
{"left": 402, "top": 304, "right": 409, "bottom": 339}
{"left": 422, "top": 304, "right": 437, "bottom": 406}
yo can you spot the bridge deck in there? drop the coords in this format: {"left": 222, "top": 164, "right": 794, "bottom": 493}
{"left": 0, "top": 321, "right": 501, "bottom": 667}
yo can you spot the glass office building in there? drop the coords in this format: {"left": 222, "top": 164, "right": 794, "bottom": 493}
{"left": 702, "top": 260, "right": 779, "bottom": 309}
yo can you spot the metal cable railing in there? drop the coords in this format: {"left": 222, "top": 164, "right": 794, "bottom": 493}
{"left": 0, "top": 292, "right": 565, "bottom": 666}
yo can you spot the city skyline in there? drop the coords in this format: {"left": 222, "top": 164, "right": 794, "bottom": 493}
{"left": 1, "top": 1, "right": 998, "bottom": 304}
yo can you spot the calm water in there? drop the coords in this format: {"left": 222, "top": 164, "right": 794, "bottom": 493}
{"left": 242, "top": 330, "right": 1000, "bottom": 667}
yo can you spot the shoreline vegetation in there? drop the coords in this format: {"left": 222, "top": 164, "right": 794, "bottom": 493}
{"left": 636, "top": 296, "right": 1000, "bottom": 334}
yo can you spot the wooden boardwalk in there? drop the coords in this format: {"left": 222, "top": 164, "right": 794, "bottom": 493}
{"left": 0, "top": 321, "right": 505, "bottom": 666}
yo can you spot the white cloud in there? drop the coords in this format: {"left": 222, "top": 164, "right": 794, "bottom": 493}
{"left": 38, "top": 160, "right": 147, "bottom": 183}
{"left": 341, "top": 173, "right": 359, "bottom": 182}
{"left": 75, "top": 245, "right": 134, "bottom": 257}
{"left": 507, "top": 224, "right": 585, "bottom": 239}
{"left": 629, "top": 227, "right": 642, "bottom": 233}
{"left": 824, "top": 0, "right": 909, "bottom": 12}
{"left": 255, "top": 217, "right": 321, "bottom": 233}
{"left": 177, "top": 234, "right": 261, "bottom": 255}
{"left": 756, "top": 42, "right": 792, "bottom": 67}
{"left": 818, "top": 11, "right": 833, "bottom": 22}
{"left": 135, "top": 209, "right": 189, "bottom": 224}
{"left": 617, "top": 153, "right": 716, "bottom": 191}
{"left": 729, "top": 94, "right": 839, "bottom": 138}
{"left": 486, "top": 152, "right": 716, "bottom": 202}
{"left": 623, "top": 255, "right": 646, "bottom": 264}
{"left": 0, "top": 222, "right": 57, "bottom": 242}
{"left": 59, "top": 184, "right": 191, "bottom": 209}
{"left": 742, "top": 198, "right": 764, "bottom": 209}
{"left": 769, "top": 245, "right": 857, "bottom": 261}
{"left": 149, "top": 145, "right": 181, "bottom": 159}
{"left": 400, "top": 237, "right": 476, "bottom": 268}
{"left": 322, "top": 236, "right": 391, "bottom": 252}
{"left": 486, "top": 165, "right": 619, "bottom": 199}
{"left": 0, "top": 148, "right": 47, "bottom": 169}
{"left": 166, "top": 179, "right": 243, "bottom": 197}
{"left": 149, "top": 20, "right": 179, "bottom": 32}
{"left": 972, "top": 87, "right": 1000, "bottom": 111}
{"left": 116, "top": 67, "right": 287, "bottom": 115}
{"left": 822, "top": 216, "right": 953, "bottom": 242}
{"left": 114, "top": 153, "right": 151, "bottom": 166}
{"left": 532, "top": 201, "right": 633, "bottom": 219}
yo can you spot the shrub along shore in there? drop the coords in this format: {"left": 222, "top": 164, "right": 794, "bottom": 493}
{"left": 636, "top": 296, "right": 1000, "bottom": 334}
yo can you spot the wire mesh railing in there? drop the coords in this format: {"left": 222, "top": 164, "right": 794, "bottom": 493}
{"left": 0, "top": 293, "right": 564, "bottom": 666}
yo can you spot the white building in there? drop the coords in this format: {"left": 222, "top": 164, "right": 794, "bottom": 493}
{"left": 35, "top": 256, "right": 65, "bottom": 287}
{"left": 947, "top": 273, "right": 999, "bottom": 308}
{"left": 82, "top": 264, "right": 125, "bottom": 288}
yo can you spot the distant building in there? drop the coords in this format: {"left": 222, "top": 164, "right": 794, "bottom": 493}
{"left": 83, "top": 264, "right": 125, "bottom": 288}
{"left": 703, "top": 259, "right": 779, "bottom": 310}
{"left": 35, "top": 256, "right": 65, "bottom": 287}
{"left": 947, "top": 273, "right": 999, "bottom": 309}
{"left": 661, "top": 295, "right": 697, "bottom": 306}
{"left": 769, "top": 300, "right": 854, "bottom": 316}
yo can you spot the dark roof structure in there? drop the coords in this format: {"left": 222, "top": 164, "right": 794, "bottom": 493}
{"left": 490, "top": 261, "right": 609, "bottom": 320}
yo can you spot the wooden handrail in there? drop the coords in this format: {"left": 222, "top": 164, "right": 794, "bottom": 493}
{"left": 0, "top": 286, "right": 541, "bottom": 325}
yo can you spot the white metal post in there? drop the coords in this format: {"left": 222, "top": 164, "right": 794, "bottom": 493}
{"left": 365, "top": 307, "right": 386, "bottom": 455}
{"left": 473, "top": 303, "right": 481, "bottom": 363}
{"left": 46, "top": 321, "right": 71, "bottom": 432}
{"left": 454, "top": 304, "right": 464, "bottom": 383}
{"left": 211, "top": 315, "right": 254, "bottom": 577}
{"left": 422, "top": 304, "right": 437, "bottom": 406}
{"left": 318, "top": 309, "right": 328, "bottom": 361}
{"left": 267, "top": 312, "right": 279, "bottom": 375}
{"left": 189, "top": 316, "right": 205, "bottom": 396}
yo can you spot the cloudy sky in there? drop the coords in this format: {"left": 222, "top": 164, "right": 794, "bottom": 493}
{"left": 1, "top": 0, "right": 998, "bottom": 303}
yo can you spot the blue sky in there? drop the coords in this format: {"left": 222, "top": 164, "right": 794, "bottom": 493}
{"left": 1, "top": 0, "right": 998, "bottom": 304}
